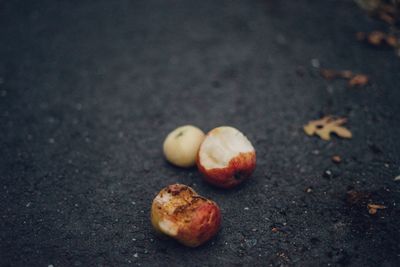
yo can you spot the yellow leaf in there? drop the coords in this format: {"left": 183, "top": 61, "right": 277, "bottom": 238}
{"left": 303, "top": 116, "right": 352, "bottom": 141}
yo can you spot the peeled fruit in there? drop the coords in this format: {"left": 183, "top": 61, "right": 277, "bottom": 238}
{"left": 151, "top": 184, "right": 221, "bottom": 247}
{"left": 197, "top": 126, "right": 256, "bottom": 188}
{"left": 163, "top": 125, "right": 205, "bottom": 168}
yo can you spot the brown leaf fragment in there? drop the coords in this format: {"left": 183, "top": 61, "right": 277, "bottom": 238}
{"left": 368, "top": 31, "right": 386, "bottom": 46}
{"left": 367, "top": 203, "right": 386, "bottom": 215}
{"left": 339, "top": 70, "right": 354, "bottom": 79}
{"left": 357, "top": 31, "right": 399, "bottom": 48}
{"left": 320, "top": 69, "right": 338, "bottom": 80}
{"left": 378, "top": 11, "right": 396, "bottom": 24}
{"left": 271, "top": 227, "right": 279, "bottom": 233}
{"left": 386, "top": 35, "right": 398, "bottom": 47}
{"left": 320, "top": 69, "right": 354, "bottom": 80}
{"left": 332, "top": 155, "right": 342, "bottom": 164}
{"left": 348, "top": 74, "right": 369, "bottom": 87}
{"left": 304, "top": 116, "right": 352, "bottom": 141}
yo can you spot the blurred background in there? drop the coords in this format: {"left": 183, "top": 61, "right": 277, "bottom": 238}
{"left": 0, "top": 0, "right": 399, "bottom": 266}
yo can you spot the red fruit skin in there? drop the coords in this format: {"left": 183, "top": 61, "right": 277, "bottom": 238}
{"left": 197, "top": 151, "right": 256, "bottom": 189}
{"left": 178, "top": 202, "right": 222, "bottom": 247}
{"left": 151, "top": 184, "right": 221, "bottom": 247}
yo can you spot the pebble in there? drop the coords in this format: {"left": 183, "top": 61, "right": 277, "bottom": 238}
{"left": 394, "top": 175, "right": 400, "bottom": 181}
{"left": 323, "top": 167, "right": 341, "bottom": 178}
{"left": 311, "top": 58, "right": 320, "bottom": 68}
{"left": 244, "top": 207, "right": 249, "bottom": 210}
{"left": 133, "top": 253, "right": 138, "bottom": 258}
{"left": 312, "top": 150, "right": 320, "bottom": 155}
{"left": 323, "top": 169, "right": 333, "bottom": 178}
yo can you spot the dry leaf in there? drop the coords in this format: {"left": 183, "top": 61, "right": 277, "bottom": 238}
{"left": 348, "top": 74, "right": 369, "bottom": 87}
{"left": 271, "top": 227, "right": 279, "bottom": 233}
{"left": 386, "top": 35, "right": 398, "bottom": 47}
{"left": 379, "top": 11, "right": 396, "bottom": 24}
{"left": 320, "top": 69, "right": 337, "bottom": 80}
{"left": 304, "top": 116, "right": 352, "bottom": 141}
{"left": 367, "top": 203, "right": 386, "bottom": 215}
{"left": 339, "top": 70, "right": 354, "bottom": 79}
{"left": 357, "top": 31, "right": 399, "bottom": 48}
{"left": 320, "top": 69, "right": 354, "bottom": 80}
{"left": 368, "top": 31, "right": 386, "bottom": 45}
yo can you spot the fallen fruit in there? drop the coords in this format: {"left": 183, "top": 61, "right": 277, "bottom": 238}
{"left": 163, "top": 125, "right": 205, "bottom": 168}
{"left": 303, "top": 116, "right": 352, "bottom": 141}
{"left": 151, "top": 184, "right": 221, "bottom": 247}
{"left": 197, "top": 126, "right": 256, "bottom": 188}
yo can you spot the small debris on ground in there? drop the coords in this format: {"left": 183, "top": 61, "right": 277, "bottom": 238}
{"left": 303, "top": 116, "right": 352, "bottom": 141}
{"left": 322, "top": 167, "right": 341, "bottom": 179}
{"left": 320, "top": 69, "right": 353, "bottom": 80}
{"left": 356, "top": 30, "right": 399, "bottom": 52}
{"left": 332, "top": 155, "right": 342, "bottom": 164}
{"left": 394, "top": 175, "right": 400, "bottom": 181}
{"left": 348, "top": 74, "right": 369, "bottom": 87}
{"left": 367, "top": 203, "right": 386, "bottom": 215}
{"left": 320, "top": 68, "right": 369, "bottom": 87}
{"left": 305, "top": 187, "right": 313, "bottom": 193}
{"left": 355, "top": 0, "right": 400, "bottom": 25}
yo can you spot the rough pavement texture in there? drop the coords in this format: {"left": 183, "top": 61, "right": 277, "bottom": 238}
{"left": 1, "top": 0, "right": 400, "bottom": 266}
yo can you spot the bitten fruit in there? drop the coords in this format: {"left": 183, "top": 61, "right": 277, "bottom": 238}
{"left": 163, "top": 125, "right": 205, "bottom": 168}
{"left": 197, "top": 126, "right": 256, "bottom": 188}
{"left": 151, "top": 184, "right": 221, "bottom": 247}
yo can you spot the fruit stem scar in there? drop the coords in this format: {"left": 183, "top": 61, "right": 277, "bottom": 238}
{"left": 175, "top": 131, "right": 185, "bottom": 138}
{"left": 233, "top": 171, "right": 245, "bottom": 180}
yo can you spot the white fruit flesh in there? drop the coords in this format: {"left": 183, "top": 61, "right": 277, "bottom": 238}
{"left": 199, "top": 126, "right": 254, "bottom": 169}
{"left": 158, "top": 219, "right": 178, "bottom": 236}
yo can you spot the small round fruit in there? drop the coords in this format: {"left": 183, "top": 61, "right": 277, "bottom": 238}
{"left": 197, "top": 126, "right": 256, "bottom": 188}
{"left": 163, "top": 125, "right": 205, "bottom": 168}
{"left": 151, "top": 184, "right": 221, "bottom": 247}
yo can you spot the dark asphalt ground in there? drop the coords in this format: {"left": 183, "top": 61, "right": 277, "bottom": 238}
{"left": 1, "top": 0, "right": 400, "bottom": 266}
